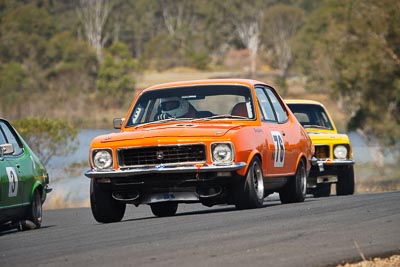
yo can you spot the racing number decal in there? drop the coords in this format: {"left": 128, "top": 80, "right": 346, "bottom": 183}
{"left": 271, "top": 131, "right": 285, "bottom": 167}
{"left": 6, "top": 167, "right": 19, "bottom": 197}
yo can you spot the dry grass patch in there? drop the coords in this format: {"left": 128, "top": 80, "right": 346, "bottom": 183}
{"left": 355, "top": 163, "right": 400, "bottom": 193}
{"left": 338, "top": 255, "right": 400, "bottom": 267}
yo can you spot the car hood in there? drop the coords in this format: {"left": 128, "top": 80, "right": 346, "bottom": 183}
{"left": 307, "top": 131, "right": 350, "bottom": 144}
{"left": 97, "top": 123, "right": 241, "bottom": 143}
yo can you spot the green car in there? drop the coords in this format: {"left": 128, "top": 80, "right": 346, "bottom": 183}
{"left": 0, "top": 118, "right": 51, "bottom": 230}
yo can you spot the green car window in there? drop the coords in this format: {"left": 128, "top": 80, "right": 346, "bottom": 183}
{"left": 0, "top": 128, "right": 6, "bottom": 145}
{"left": 0, "top": 121, "right": 23, "bottom": 155}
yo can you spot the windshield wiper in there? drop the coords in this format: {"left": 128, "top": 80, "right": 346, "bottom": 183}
{"left": 303, "top": 124, "right": 330, "bottom": 129}
{"left": 134, "top": 114, "right": 247, "bottom": 128}
{"left": 133, "top": 117, "right": 194, "bottom": 128}
{"left": 193, "top": 114, "right": 248, "bottom": 121}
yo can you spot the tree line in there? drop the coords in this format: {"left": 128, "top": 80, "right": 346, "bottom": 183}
{"left": 0, "top": 0, "right": 398, "bottom": 147}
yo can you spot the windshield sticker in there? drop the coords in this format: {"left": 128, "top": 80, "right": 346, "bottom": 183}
{"left": 131, "top": 107, "right": 143, "bottom": 124}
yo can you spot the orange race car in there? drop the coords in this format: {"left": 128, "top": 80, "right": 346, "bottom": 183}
{"left": 85, "top": 79, "right": 314, "bottom": 223}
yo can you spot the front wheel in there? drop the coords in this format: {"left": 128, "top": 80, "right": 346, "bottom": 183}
{"left": 313, "top": 183, "right": 331, "bottom": 198}
{"left": 279, "top": 159, "right": 307, "bottom": 204}
{"left": 234, "top": 157, "right": 264, "bottom": 209}
{"left": 336, "top": 166, "right": 355, "bottom": 195}
{"left": 150, "top": 202, "right": 178, "bottom": 217}
{"left": 90, "top": 179, "right": 126, "bottom": 223}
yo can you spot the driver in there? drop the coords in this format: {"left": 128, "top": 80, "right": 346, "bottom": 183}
{"left": 157, "top": 97, "right": 195, "bottom": 119}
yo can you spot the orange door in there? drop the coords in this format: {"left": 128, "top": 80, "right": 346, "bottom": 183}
{"left": 262, "top": 123, "right": 288, "bottom": 176}
{"left": 255, "top": 85, "right": 295, "bottom": 176}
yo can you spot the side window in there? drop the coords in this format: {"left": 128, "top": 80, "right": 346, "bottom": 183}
{"left": 0, "top": 129, "right": 6, "bottom": 145}
{"left": 266, "top": 88, "right": 288, "bottom": 123}
{"left": 0, "top": 121, "right": 23, "bottom": 155}
{"left": 255, "top": 88, "right": 277, "bottom": 122}
{"left": 128, "top": 99, "right": 157, "bottom": 125}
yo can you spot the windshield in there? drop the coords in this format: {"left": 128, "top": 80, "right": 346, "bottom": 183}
{"left": 125, "top": 85, "right": 255, "bottom": 127}
{"left": 286, "top": 103, "right": 334, "bottom": 130}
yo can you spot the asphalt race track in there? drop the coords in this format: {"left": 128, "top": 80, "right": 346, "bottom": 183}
{"left": 1, "top": 192, "right": 399, "bottom": 267}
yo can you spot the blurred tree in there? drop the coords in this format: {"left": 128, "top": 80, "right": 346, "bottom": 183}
{"left": 294, "top": 0, "right": 400, "bottom": 145}
{"left": 0, "top": 1, "right": 100, "bottom": 123}
{"left": 0, "top": 2, "right": 55, "bottom": 65}
{"left": 76, "top": 0, "right": 111, "bottom": 62}
{"left": 45, "top": 31, "right": 98, "bottom": 95}
{"left": 160, "top": 0, "right": 197, "bottom": 64}
{"left": 263, "top": 4, "right": 304, "bottom": 78}
{"left": 221, "top": 0, "right": 266, "bottom": 76}
{"left": 0, "top": 62, "right": 28, "bottom": 118}
{"left": 107, "top": 0, "right": 160, "bottom": 58}
{"left": 0, "top": 2, "right": 54, "bottom": 119}
{"left": 139, "top": 0, "right": 212, "bottom": 70}
{"left": 97, "top": 42, "right": 138, "bottom": 107}
{"left": 142, "top": 33, "right": 181, "bottom": 71}
{"left": 12, "top": 118, "right": 79, "bottom": 166}
{"left": 216, "top": 0, "right": 274, "bottom": 76}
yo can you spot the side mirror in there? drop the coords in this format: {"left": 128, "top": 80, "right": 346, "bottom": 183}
{"left": 113, "top": 118, "right": 125, "bottom": 129}
{"left": 0, "top": 143, "right": 14, "bottom": 158}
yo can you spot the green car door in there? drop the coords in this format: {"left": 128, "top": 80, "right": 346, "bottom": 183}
{"left": 0, "top": 118, "right": 50, "bottom": 229}
{"left": 1, "top": 160, "right": 23, "bottom": 207}
{"left": 0, "top": 122, "right": 25, "bottom": 221}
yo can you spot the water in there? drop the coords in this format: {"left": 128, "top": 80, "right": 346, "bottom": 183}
{"left": 44, "top": 129, "right": 117, "bottom": 209}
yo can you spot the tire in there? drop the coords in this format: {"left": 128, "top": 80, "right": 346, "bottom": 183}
{"left": 90, "top": 179, "right": 126, "bottom": 223}
{"left": 150, "top": 202, "right": 178, "bottom": 217}
{"left": 234, "top": 157, "right": 264, "bottom": 209}
{"left": 279, "top": 159, "right": 307, "bottom": 204}
{"left": 21, "top": 189, "right": 42, "bottom": 230}
{"left": 313, "top": 183, "right": 331, "bottom": 198}
{"left": 337, "top": 166, "right": 355, "bottom": 195}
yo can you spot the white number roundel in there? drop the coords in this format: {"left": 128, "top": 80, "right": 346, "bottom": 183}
{"left": 271, "top": 131, "right": 285, "bottom": 167}
{"left": 6, "top": 167, "right": 19, "bottom": 197}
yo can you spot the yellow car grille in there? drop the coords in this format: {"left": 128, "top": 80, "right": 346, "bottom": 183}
{"left": 314, "top": 145, "right": 329, "bottom": 159}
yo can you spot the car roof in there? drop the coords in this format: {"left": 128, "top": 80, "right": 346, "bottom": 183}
{"left": 285, "top": 99, "right": 325, "bottom": 106}
{"left": 144, "top": 79, "right": 267, "bottom": 91}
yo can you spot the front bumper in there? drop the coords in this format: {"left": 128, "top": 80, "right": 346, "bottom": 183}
{"left": 311, "top": 157, "right": 355, "bottom": 172}
{"left": 86, "top": 162, "right": 247, "bottom": 205}
{"left": 85, "top": 162, "right": 247, "bottom": 179}
{"left": 308, "top": 157, "right": 355, "bottom": 187}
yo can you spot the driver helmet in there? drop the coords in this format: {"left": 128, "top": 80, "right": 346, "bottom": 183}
{"left": 160, "top": 97, "right": 189, "bottom": 117}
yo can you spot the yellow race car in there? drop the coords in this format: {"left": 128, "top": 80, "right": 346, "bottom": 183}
{"left": 285, "top": 99, "right": 355, "bottom": 197}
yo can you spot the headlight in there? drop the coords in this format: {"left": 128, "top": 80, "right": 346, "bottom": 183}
{"left": 93, "top": 149, "right": 113, "bottom": 170}
{"left": 211, "top": 143, "right": 234, "bottom": 164}
{"left": 333, "top": 145, "right": 347, "bottom": 159}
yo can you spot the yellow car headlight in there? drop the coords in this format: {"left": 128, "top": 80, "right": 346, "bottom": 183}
{"left": 333, "top": 145, "right": 347, "bottom": 159}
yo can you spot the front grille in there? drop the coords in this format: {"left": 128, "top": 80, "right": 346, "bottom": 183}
{"left": 314, "top": 145, "right": 329, "bottom": 159}
{"left": 118, "top": 144, "right": 206, "bottom": 167}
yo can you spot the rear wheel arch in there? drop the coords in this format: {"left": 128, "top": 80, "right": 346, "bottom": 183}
{"left": 21, "top": 188, "right": 43, "bottom": 230}
{"left": 31, "top": 182, "right": 44, "bottom": 202}
{"left": 295, "top": 153, "right": 310, "bottom": 173}
{"left": 279, "top": 157, "right": 307, "bottom": 204}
